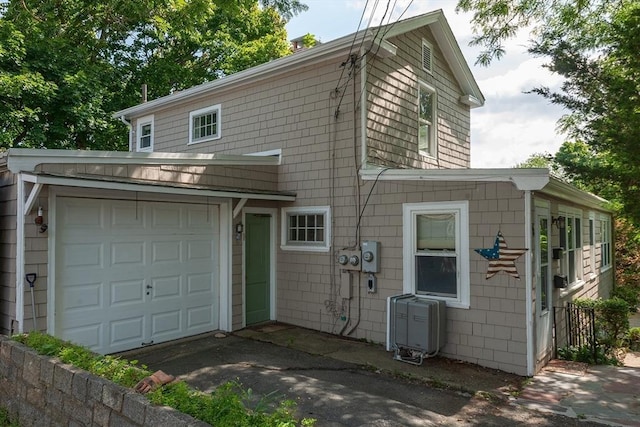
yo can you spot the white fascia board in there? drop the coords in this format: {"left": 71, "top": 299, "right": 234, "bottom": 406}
{"left": 7, "top": 148, "right": 280, "bottom": 173}
{"left": 114, "top": 32, "right": 368, "bottom": 120}
{"left": 24, "top": 173, "right": 296, "bottom": 202}
{"left": 540, "top": 178, "right": 610, "bottom": 210}
{"left": 359, "top": 168, "right": 550, "bottom": 191}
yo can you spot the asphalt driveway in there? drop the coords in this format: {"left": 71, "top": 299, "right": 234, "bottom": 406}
{"left": 120, "top": 328, "right": 609, "bottom": 426}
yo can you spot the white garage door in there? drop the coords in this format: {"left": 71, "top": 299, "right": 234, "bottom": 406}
{"left": 55, "top": 197, "right": 219, "bottom": 354}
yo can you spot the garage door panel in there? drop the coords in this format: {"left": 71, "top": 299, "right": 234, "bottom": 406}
{"left": 111, "top": 204, "right": 144, "bottom": 228}
{"left": 63, "top": 243, "right": 104, "bottom": 269}
{"left": 110, "top": 280, "right": 145, "bottom": 307}
{"left": 111, "top": 242, "right": 145, "bottom": 266}
{"left": 151, "top": 241, "right": 182, "bottom": 263}
{"left": 64, "top": 323, "right": 102, "bottom": 349}
{"left": 187, "top": 240, "right": 213, "bottom": 260}
{"left": 151, "top": 311, "right": 181, "bottom": 336}
{"left": 150, "top": 276, "right": 181, "bottom": 299}
{"left": 62, "top": 282, "right": 103, "bottom": 312}
{"left": 187, "top": 305, "right": 215, "bottom": 329}
{"left": 152, "top": 206, "right": 182, "bottom": 228}
{"left": 56, "top": 197, "right": 219, "bottom": 354}
{"left": 110, "top": 316, "right": 145, "bottom": 347}
{"left": 60, "top": 202, "right": 104, "bottom": 229}
{"left": 187, "top": 273, "right": 213, "bottom": 295}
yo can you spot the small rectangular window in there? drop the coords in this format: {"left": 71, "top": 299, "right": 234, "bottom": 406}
{"left": 136, "top": 115, "right": 154, "bottom": 152}
{"left": 559, "top": 208, "right": 583, "bottom": 286}
{"left": 418, "top": 82, "right": 436, "bottom": 157}
{"left": 281, "top": 206, "right": 331, "bottom": 252}
{"left": 601, "top": 215, "right": 612, "bottom": 269}
{"left": 189, "top": 105, "right": 221, "bottom": 144}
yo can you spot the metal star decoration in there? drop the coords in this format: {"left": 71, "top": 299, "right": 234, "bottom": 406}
{"left": 475, "top": 232, "right": 527, "bottom": 279}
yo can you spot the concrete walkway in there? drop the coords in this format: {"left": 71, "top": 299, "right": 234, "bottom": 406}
{"left": 515, "top": 360, "right": 640, "bottom": 427}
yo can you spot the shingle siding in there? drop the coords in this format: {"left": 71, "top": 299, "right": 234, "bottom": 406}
{"left": 365, "top": 27, "right": 471, "bottom": 169}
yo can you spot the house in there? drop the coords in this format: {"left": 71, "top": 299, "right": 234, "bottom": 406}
{"left": 0, "top": 10, "right": 613, "bottom": 376}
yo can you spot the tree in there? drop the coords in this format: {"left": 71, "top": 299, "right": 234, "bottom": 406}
{"left": 458, "top": 0, "right": 640, "bottom": 226}
{"left": 0, "top": 0, "right": 307, "bottom": 150}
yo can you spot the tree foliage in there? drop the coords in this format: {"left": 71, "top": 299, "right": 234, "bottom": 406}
{"left": 459, "top": 0, "right": 640, "bottom": 227}
{"left": 0, "top": 0, "right": 307, "bottom": 150}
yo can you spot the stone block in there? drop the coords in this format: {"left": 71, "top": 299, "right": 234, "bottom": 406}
{"left": 53, "top": 363, "right": 74, "bottom": 394}
{"left": 92, "top": 402, "right": 112, "bottom": 427}
{"left": 88, "top": 376, "right": 108, "bottom": 402}
{"left": 40, "top": 358, "right": 55, "bottom": 384}
{"left": 101, "top": 382, "right": 124, "bottom": 411}
{"left": 71, "top": 371, "right": 90, "bottom": 402}
{"left": 22, "top": 349, "right": 42, "bottom": 386}
{"left": 121, "top": 392, "right": 147, "bottom": 425}
{"left": 63, "top": 394, "right": 92, "bottom": 424}
{"left": 108, "top": 411, "right": 138, "bottom": 427}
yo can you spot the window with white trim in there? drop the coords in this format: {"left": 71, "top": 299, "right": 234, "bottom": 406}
{"left": 559, "top": 207, "right": 583, "bottom": 286}
{"left": 600, "top": 215, "right": 612, "bottom": 270}
{"left": 281, "top": 206, "right": 331, "bottom": 252}
{"left": 136, "top": 115, "right": 154, "bottom": 152}
{"left": 403, "top": 201, "right": 469, "bottom": 308}
{"left": 189, "top": 104, "right": 221, "bottom": 144}
{"left": 418, "top": 81, "right": 436, "bottom": 157}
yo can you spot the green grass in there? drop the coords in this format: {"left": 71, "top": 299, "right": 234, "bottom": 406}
{"left": 0, "top": 407, "right": 20, "bottom": 427}
{"left": 12, "top": 332, "right": 315, "bottom": 426}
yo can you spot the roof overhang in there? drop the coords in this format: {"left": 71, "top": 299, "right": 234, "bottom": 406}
{"left": 360, "top": 167, "right": 610, "bottom": 210}
{"left": 21, "top": 172, "right": 296, "bottom": 202}
{"left": 5, "top": 148, "right": 281, "bottom": 173}
{"left": 360, "top": 167, "right": 549, "bottom": 191}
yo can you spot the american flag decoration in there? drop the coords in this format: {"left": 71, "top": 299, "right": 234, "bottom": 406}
{"left": 475, "top": 232, "right": 528, "bottom": 280}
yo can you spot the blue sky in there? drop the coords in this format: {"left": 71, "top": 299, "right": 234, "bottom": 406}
{"left": 285, "top": 0, "right": 566, "bottom": 168}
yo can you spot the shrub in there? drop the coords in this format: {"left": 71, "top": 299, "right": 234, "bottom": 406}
{"left": 611, "top": 286, "right": 639, "bottom": 312}
{"left": 627, "top": 327, "right": 640, "bottom": 351}
{"left": 557, "top": 345, "right": 620, "bottom": 366}
{"left": 0, "top": 407, "right": 20, "bottom": 427}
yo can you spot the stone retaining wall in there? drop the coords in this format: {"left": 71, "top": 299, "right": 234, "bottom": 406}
{"left": 0, "top": 335, "right": 208, "bottom": 426}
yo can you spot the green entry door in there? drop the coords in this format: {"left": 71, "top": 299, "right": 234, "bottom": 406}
{"left": 245, "top": 213, "right": 271, "bottom": 325}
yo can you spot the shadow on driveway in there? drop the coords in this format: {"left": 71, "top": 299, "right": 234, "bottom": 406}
{"left": 120, "top": 325, "right": 610, "bottom": 426}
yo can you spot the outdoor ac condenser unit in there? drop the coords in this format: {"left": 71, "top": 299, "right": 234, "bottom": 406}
{"left": 389, "top": 294, "right": 446, "bottom": 365}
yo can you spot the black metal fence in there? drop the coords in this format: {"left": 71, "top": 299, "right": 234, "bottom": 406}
{"left": 553, "top": 303, "right": 597, "bottom": 360}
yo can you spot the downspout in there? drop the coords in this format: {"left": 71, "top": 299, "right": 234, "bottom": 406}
{"left": 120, "top": 115, "right": 133, "bottom": 152}
{"left": 524, "top": 190, "right": 534, "bottom": 376}
{"left": 360, "top": 48, "right": 367, "bottom": 168}
{"left": 15, "top": 174, "right": 25, "bottom": 333}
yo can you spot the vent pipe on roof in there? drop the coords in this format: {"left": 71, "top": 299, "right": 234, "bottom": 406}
{"left": 141, "top": 84, "right": 148, "bottom": 103}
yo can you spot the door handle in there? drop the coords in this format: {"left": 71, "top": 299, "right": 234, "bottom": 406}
{"left": 146, "top": 285, "right": 153, "bottom": 289}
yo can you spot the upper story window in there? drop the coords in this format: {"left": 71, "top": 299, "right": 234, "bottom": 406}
{"left": 600, "top": 215, "right": 612, "bottom": 270}
{"left": 418, "top": 81, "right": 437, "bottom": 157}
{"left": 189, "top": 104, "right": 221, "bottom": 144}
{"left": 559, "top": 207, "right": 583, "bottom": 286}
{"left": 403, "top": 201, "right": 470, "bottom": 308}
{"left": 136, "top": 115, "right": 154, "bottom": 152}
{"left": 281, "top": 206, "right": 331, "bottom": 252}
